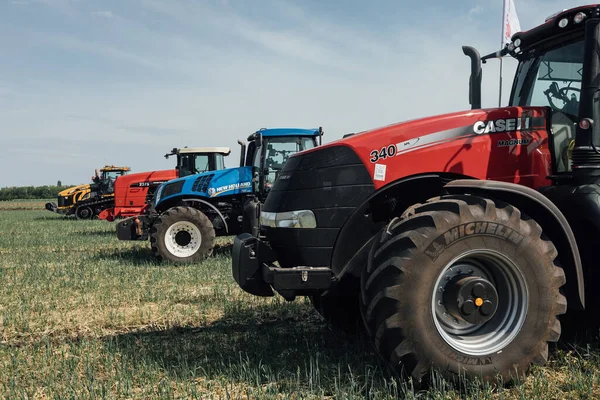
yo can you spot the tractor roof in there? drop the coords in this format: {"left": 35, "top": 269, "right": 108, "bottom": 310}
{"left": 246, "top": 128, "right": 323, "bottom": 141}
{"left": 256, "top": 128, "right": 321, "bottom": 137}
{"left": 176, "top": 147, "right": 232, "bottom": 155}
{"left": 510, "top": 5, "right": 599, "bottom": 55}
{"left": 100, "top": 165, "right": 131, "bottom": 172}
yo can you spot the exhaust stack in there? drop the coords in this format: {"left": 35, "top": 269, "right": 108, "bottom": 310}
{"left": 237, "top": 139, "right": 246, "bottom": 167}
{"left": 462, "top": 46, "right": 482, "bottom": 110}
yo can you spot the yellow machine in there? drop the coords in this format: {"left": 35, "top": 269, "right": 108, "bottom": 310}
{"left": 45, "top": 165, "right": 131, "bottom": 219}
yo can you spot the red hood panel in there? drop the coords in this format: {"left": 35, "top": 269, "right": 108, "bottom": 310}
{"left": 304, "top": 106, "right": 552, "bottom": 190}
{"left": 116, "top": 169, "right": 176, "bottom": 186}
{"left": 113, "top": 169, "right": 178, "bottom": 209}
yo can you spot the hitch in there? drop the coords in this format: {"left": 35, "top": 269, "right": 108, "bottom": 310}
{"left": 262, "top": 265, "right": 334, "bottom": 301}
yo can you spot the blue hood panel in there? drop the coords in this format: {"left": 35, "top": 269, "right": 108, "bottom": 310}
{"left": 156, "top": 167, "right": 254, "bottom": 206}
{"left": 205, "top": 167, "right": 253, "bottom": 197}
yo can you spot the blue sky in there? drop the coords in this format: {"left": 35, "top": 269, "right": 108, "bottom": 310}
{"left": 0, "top": 0, "right": 589, "bottom": 186}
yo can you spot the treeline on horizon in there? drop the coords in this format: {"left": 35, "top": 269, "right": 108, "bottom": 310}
{"left": 0, "top": 184, "right": 77, "bottom": 201}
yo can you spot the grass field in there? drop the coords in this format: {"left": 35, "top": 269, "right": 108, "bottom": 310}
{"left": 1, "top": 200, "right": 600, "bottom": 399}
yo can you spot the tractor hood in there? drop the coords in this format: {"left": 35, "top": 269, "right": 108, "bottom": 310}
{"left": 291, "top": 106, "right": 548, "bottom": 189}
{"left": 58, "top": 183, "right": 91, "bottom": 197}
{"left": 116, "top": 169, "right": 175, "bottom": 188}
{"left": 154, "top": 166, "right": 254, "bottom": 207}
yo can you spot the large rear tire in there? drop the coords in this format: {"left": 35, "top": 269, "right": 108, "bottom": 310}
{"left": 359, "top": 194, "right": 567, "bottom": 385}
{"left": 150, "top": 206, "right": 216, "bottom": 263}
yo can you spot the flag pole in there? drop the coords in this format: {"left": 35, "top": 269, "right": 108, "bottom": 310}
{"left": 499, "top": 58, "right": 503, "bottom": 107}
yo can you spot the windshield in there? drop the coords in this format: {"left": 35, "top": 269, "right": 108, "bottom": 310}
{"left": 101, "top": 171, "right": 126, "bottom": 181}
{"left": 510, "top": 37, "right": 583, "bottom": 116}
{"left": 179, "top": 154, "right": 213, "bottom": 176}
{"left": 264, "top": 136, "right": 316, "bottom": 188}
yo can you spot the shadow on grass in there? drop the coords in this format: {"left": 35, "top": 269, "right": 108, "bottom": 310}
{"left": 32, "top": 215, "right": 73, "bottom": 221}
{"left": 212, "top": 242, "right": 233, "bottom": 257}
{"left": 73, "top": 230, "right": 116, "bottom": 237}
{"left": 105, "top": 302, "right": 391, "bottom": 396}
{"left": 1, "top": 208, "right": 49, "bottom": 212}
{"left": 100, "top": 304, "right": 600, "bottom": 397}
{"left": 92, "top": 242, "right": 234, "bottom": 266}
{"left": 93, "top": 247, "right": 160, "bottom": 266}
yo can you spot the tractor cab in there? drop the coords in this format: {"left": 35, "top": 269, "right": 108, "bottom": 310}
{"left": 93, "top": 166, "right": 131, "bottom": 195}
{"left": 464, "top": 5, "right": 600, "bottom": 180}
{"left": 239, "top": 128, "right": 323, "bottom": 198}
{"left": 165, "top": 147, "right": 230, "bottom": 178}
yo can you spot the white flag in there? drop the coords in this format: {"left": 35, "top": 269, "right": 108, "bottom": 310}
{"left": 502, "top": 0, "right": 521, "bottom": 46}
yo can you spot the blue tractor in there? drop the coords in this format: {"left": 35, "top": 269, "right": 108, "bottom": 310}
{"left": 116, "top": 127, "right": 323, "bottom": 263}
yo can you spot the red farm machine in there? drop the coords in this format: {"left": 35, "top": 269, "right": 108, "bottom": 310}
{"left": 98, "top": 147, "right": 231, "bottom": 222}
{"left": 232, "top": 5, "right": 600, "bottom": 386}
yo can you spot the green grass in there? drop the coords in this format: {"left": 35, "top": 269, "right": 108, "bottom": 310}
{"left": 1, "top": 201, "right": 600, "bottom": 399}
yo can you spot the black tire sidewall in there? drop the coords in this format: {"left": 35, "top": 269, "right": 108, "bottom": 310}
{"left": 76, "top": 207, "right": 92, "bottom": 219}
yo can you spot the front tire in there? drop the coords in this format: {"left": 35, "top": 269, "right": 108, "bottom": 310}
{"left": 360, "top": 194, "right": 567, "bottom": 384}
{"left": 150, "top": 206, "right": 216, "bottom": 263}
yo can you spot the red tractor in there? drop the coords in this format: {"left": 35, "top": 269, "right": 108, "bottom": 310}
{"left": 233, "top": 5, "right": 600, "bottom": 385}
{"left": 99, "top": 147, "right": 230, "bottom": 222}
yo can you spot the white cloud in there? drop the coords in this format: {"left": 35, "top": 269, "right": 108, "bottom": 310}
{"left": 468, "top": 5, "right": 484, "bottom": 21}
{"left": 30, "top": 32, "right": 165, "bottom": 71}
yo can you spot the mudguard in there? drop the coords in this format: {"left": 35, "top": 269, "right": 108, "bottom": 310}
{"left": 443, "top": 179, "right": 585, "bottom": 309}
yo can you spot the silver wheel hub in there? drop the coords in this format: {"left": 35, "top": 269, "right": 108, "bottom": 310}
{"left": 432, "top": 249, "right": 529, "bottom": 356}
{"left": 164, "top": 221, "right": 202, "bottom": 258}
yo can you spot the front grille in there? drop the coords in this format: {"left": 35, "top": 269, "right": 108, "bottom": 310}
{"left": 262, "top": 145, "right": 375, "bottom": 268}
{"left": 192, "top": 174, "right": 214, "bottom": 193}
{"left": 162, "top": 180, "right": 185, "bottom": 198}
{"left": 58, "top": 196, "right": 72, "bottom": 207}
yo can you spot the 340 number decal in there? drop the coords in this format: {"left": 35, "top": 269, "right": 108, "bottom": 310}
{"left": 369, "top": 145, "right": 397, "bottom": 163}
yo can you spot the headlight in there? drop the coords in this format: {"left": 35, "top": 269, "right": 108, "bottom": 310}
{"left": 260, "top": 210, "right": 317, "bottom": 228}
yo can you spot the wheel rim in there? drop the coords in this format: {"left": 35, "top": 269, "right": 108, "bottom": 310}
{"left": 78, "top": 207, "right": 92, "bottom": 219}
{"left": 431, "top": 249, "right": 529, "bottom": 356}
{"left": 164, "top": 221, "right": 202, "bottom": 258}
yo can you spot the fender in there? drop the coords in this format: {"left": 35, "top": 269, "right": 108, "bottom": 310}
{"left": 180, "top": 197, "right": 229, "bottom": 234}
{"left": 443, "top": 179, "right": 585, "bottom": 309}
{"left": 331, "top": 172, "right": 473, "bottom": 278}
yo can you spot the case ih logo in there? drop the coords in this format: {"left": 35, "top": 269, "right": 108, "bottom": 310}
{"left": 424, "top": 222, "right": 525, "bottom": 261}
{"left": 473, "top": 117, "right": 544, "bottom": 134}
